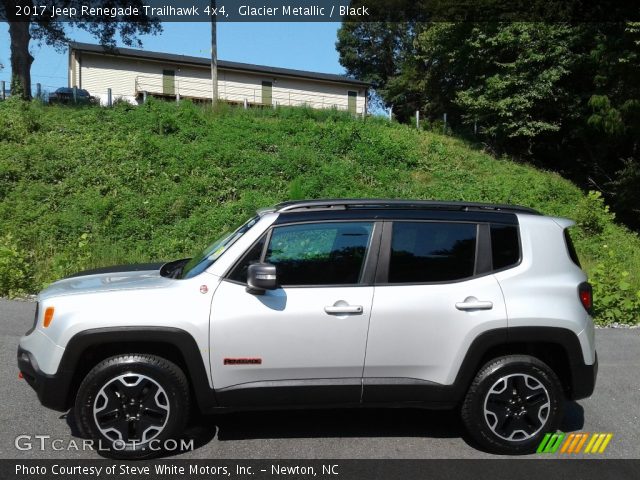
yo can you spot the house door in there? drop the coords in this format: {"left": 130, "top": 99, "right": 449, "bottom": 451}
{"left": 348, "top": 91, "right": 357, "bottom": 114}
{"left": 163, "top": 70, "right": 175, "bottom": 96}
{"left": 262, "top": 81, "right": 272, "bottom": 105}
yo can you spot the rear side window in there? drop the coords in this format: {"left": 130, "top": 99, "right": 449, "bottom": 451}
{"left": 564, "top": 228, "right": 582, "bottom": 267}
{"left": 490, "top": 224, "right": 520, "bottom": 270}
{"left": 389, "top": 222, "right": 477, "bottom": 283}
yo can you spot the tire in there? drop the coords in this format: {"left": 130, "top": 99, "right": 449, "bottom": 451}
{"left": 461, "top": 355, "right": 564, "bottom": 455}
{"left": 74, "top": 354, "right": 190, "bottom": 459}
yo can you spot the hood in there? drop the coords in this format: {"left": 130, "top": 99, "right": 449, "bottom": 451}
{"left": 39, "top": 267, "right": 172, "bottom": 300}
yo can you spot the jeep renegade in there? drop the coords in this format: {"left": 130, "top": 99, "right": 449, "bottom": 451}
{"left": 17, "top": 199, "right": 597, "bottom": 457}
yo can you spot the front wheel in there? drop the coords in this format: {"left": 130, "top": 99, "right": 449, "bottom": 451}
{"left": 461, "top": 355, "right": 564, "bottom": 454}
{"left": 74, "top": 354, "right": 190, "bottom": 459}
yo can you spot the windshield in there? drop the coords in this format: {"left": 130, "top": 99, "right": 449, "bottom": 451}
{"left": 179, "top": 215, "right": 260, "bottom": 279}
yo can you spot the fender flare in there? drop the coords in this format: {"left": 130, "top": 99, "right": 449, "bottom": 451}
{"left": 453, "top": 326, "right": 594, "bottom": 401}
{"left": 59, "top": 327, "right": 217, "bottom": 411}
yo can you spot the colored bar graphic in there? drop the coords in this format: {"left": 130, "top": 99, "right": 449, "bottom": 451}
{"left": 573, "top": 433, "right": 589, "bottom": 453}
{"left": 560, "top": 433, "right": 575, "bottom": 453}
{"left": 598, "top": 434, "right": 613, "bottom": 453}
{"left": 537, "top": 432, "right": 565, "bottom": 453}
{"left": 538, "top": 433, "right": 613, "bottom": 454}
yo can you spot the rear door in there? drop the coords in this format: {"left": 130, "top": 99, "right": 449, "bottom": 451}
{"left": 210, "top": 220, "right": 380, "bottom": 407}
{"left": 363, "top": 220, "right": 507, "bottom": 403}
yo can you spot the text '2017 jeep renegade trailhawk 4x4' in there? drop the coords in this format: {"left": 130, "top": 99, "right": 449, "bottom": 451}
{"left": 18, "top": 199, "right": 597, "bottom": 457}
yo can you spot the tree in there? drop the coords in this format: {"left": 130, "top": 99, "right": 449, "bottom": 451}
{"left": 581, "top": 22, "right": 640, "bottom": 225}
{"left": 337, "top": 20, "right": 640, "bottom": 228}
{"left": 0, "top": 1, "right": 161, "bottom": 100}
{"left": 414, "top": 23, "right": 582, "bottom": 153}
{"left": 336, "top": 22, "right": 419, "bottom": 118}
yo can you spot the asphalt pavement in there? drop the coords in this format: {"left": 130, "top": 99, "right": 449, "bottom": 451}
{"left": 1, "top": 298, "right": 638, "bottom": 459}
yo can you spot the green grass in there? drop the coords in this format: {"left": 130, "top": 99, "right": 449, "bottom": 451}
{"left": 1, "top": 98, "right": 639, "bottom": 324}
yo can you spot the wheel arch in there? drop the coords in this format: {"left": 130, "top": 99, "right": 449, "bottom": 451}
{"left": 454, "top": 326, "right": 590, "bottom": 402}
{"left": 60, "top": 327, "right": 217, "bottom": 412}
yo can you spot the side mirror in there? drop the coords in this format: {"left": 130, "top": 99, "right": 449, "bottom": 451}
{"left": 246, "top": 263, "right": 277, "bottom": 294}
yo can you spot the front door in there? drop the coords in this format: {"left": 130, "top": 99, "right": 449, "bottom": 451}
{"left": 210, "top": 221, "right": 378, "bottom": 407}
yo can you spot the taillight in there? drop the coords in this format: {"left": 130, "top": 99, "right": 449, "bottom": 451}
{"left": 579, "top": 282, "right": 593, "bottom": 313}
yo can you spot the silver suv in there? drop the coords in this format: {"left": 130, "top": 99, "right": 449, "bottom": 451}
{"left": 17, "top": 199, "right": 597, "bottom": 457}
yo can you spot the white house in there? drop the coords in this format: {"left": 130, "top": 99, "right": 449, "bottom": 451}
{"left": 68, "top": 42, "right": 369, "bottom": 114}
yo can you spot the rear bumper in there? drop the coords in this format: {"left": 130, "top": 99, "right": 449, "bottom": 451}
{"left": 17, "top": 347, "right": 72, "bottom": 412}
{"left": 570, "top": 351, "right": 598, "bottom": 401}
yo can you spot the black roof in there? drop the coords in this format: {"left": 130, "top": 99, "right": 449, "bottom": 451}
{"left": 274, "top": 199, "right": 540, "bottom": 215}
{"left": 69, "top": 42, "right": 370, "bottom": 87}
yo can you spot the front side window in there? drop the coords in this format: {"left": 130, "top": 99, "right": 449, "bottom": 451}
{"left": 265, "top": 222, "right": 374, "bottom": 286}
{"left": 389, "top": 222, "right": 477, "bottom": 283}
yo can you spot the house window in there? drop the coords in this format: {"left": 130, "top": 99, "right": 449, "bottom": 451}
{"left": 262, "top": 81, "right": 273, "bottom": 105}
{"left": 348, "top": 90, "right": 357, "bottom": 114}
{"left": 163, "top": 70, "right": 175, "bottom": 96}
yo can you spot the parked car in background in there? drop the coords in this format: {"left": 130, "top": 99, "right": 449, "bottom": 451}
{"left": 48, "top": 87, "right": 94, "bottom": 104}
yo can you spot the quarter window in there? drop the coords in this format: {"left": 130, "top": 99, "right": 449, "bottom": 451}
{"left": 389, "top": 222, "right": 477, "bottom": 283}
{"left": 265, "top": 222, "right": 374, "bottom": 286}
{"left": 490, "top": 224, "right": 521, "bottom": 270}
{"left": 227, "top": 235, "right": 267, "bottom": 283}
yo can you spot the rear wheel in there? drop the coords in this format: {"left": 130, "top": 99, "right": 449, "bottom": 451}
{"left": 461, "top": 355, "right": 564, "bottom": 454}
{"left": 74, "top": 354, "right": 190, "bottom": 459}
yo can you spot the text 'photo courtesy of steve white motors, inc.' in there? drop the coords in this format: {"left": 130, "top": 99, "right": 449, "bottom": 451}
{"left": 13, "top": 461, "right": 339, "bottom": 477}
{"left": 1, "top": 0, "right": 640, "bottom": 479}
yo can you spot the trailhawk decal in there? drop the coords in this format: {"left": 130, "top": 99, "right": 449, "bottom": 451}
{"left": 224, "top": 358, "right": 262, "bottom": 365}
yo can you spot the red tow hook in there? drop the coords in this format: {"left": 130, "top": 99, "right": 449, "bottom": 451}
{"left": 18, "top": 372, "right": 24, "bottom": 379}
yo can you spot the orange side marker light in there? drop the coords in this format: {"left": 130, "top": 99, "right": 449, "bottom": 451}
{"left": 43, "top": 307, "right": 55, "bottom": 328}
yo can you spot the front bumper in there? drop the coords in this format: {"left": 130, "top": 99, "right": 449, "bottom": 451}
{"left": 570, "top": 351, "right": 598, "bottom": 400}
{"left": 17, "top": 347, "right": 72, "bottom": 411}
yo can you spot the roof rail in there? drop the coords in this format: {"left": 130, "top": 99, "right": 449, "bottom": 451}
{"left": 274, "top": 199, "right": 540, "bottom": 215}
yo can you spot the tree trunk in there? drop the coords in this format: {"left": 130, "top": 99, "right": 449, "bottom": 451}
{"left": 8, "top": 20, "right": 33, "bottom": 100}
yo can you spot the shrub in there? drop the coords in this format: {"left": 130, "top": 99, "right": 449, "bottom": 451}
{"left": 590, "top": 249, "right": 640, "bottom": 325}
{"left": 0, "top": 235, "right": 31, "bottom": 297}
{"left": 0, "top": 101, "right": 638, "bottom": 325}
{"left": 574, "top": 191, "right": 614, "bottom": 236}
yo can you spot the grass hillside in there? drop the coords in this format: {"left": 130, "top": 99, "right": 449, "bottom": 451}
{"left": 1, "top": 99, "right": 638, "bottom": 325}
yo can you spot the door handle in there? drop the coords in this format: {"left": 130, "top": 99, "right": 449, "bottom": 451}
{"left": 324, "top": 305, "right": 363, "bottom": 315}
{"left": 455, "top": 296, "right": 493, "bottom": 311}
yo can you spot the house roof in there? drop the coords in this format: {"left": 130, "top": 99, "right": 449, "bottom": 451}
{"left": 69, "top": 42, "right": 370, "bottom": 88}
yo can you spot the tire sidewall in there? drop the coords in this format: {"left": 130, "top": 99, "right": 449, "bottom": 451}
{"left": 463, "top": 357, "right": 564, "bottom": 454}
{"left": 74, "top": 356, "right": 188, "bottom": 459}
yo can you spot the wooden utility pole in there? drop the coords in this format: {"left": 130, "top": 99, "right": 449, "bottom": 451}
{"left": 210, "top": 0, "right": 218, "bottom": 106}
